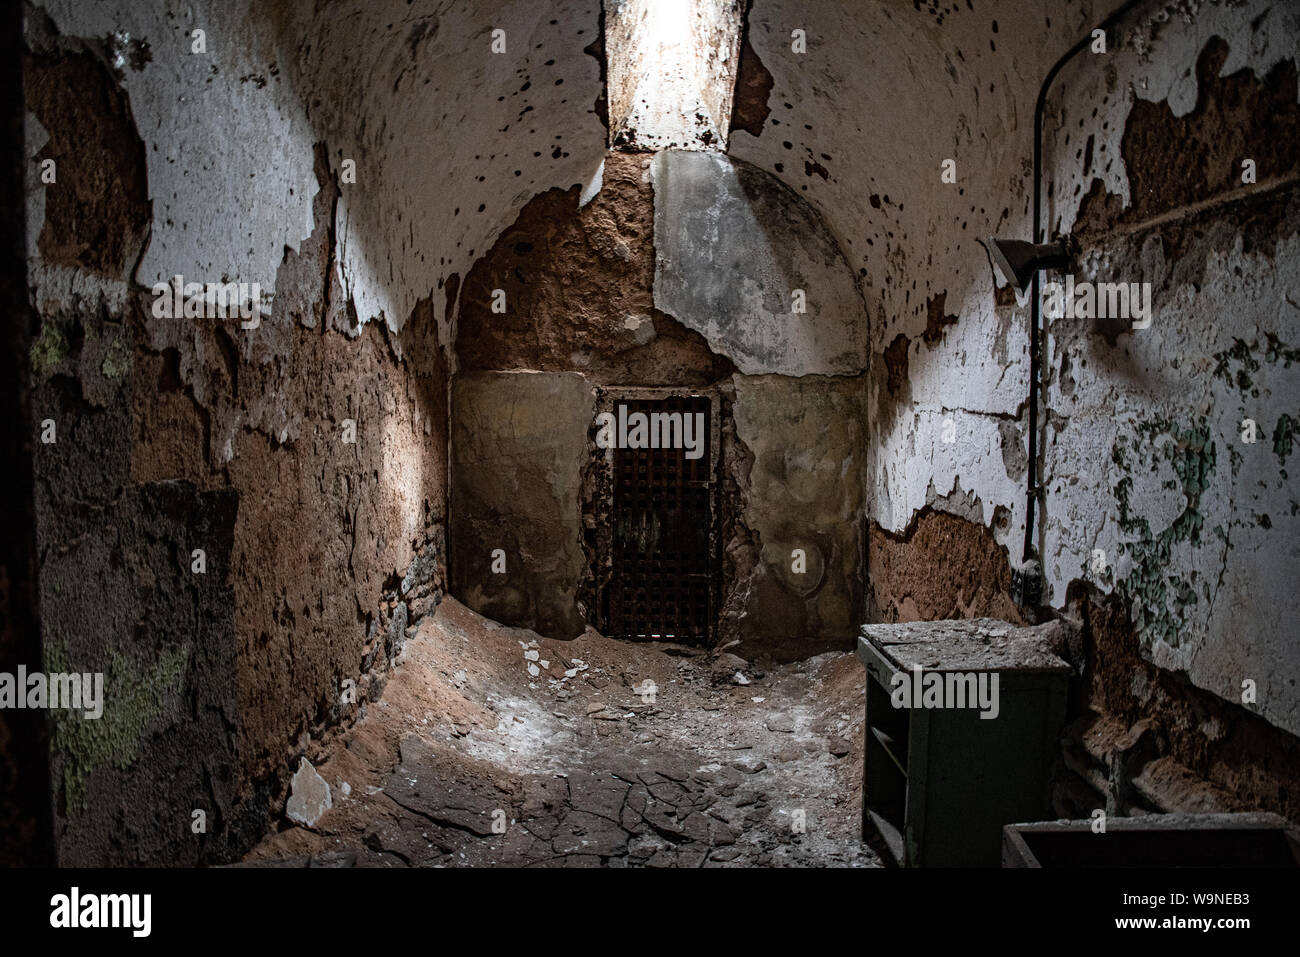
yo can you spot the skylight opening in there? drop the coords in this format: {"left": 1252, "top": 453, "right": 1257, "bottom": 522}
{"left": 604, "top": 0, "right": 744, "bottom": 152}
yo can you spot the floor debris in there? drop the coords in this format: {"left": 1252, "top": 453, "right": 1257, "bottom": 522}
{"left": 245, "top": 597, "right": 877, "bottom": 868}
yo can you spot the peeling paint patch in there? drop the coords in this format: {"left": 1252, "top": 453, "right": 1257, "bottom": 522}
{"left": 882, "top": 334, "right": 909, "bottom": 396}
{"left": 1121, "top": 37, "right": 1298, "bottom": 224}
{"left": 24, "top": 50, "right": 149, "bottom": 278}
{"left": 922, "top": 292, "right": 958, "bottom": 346}
{"left": 868, "top": 508, "right": 1024, "bottom": 626}
{"left": 457, "top": 152, "right": 730, "bottom": 384}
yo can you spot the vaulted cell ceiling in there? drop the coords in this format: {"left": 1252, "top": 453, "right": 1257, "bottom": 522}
{"left": 264, "top": 0, "right": 611, "bottom": 339}
{"left": 31, "top": 0, "right": 1126, "bottom": 344}
{"left": 32, "top": 0, "right": 1299, "bottom": 362}
{"left": 32, "top": 0, "right": 609, "bottom": 349}
{"left": 733, "top": 1, "right": 1153, "bottom": 351}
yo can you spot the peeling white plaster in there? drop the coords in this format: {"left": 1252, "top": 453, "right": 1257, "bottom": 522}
{"left": 1040, "top": 0, "right": 1300, "bottom": 734}
{"left": 1049, "top": 0, "right": 1300, "bottom": 237}
{"left": 732, "top": 0, "right": 1124, "bottom": 554}
{"left": 39, "top": 0, "right": 319, "bottom": 305}
{"left": 36, "top": 0, "right": 610, "bottom": 348}
{"left": 735, "top": 0, "right": 1298, "bottom": 734}
{"left": 279, "top": 0, "right": 608, "bottom": 341}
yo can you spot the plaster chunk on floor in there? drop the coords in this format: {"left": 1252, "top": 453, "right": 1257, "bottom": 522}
{"left": 286, "top": 758, "right": 333, "bottom": 827}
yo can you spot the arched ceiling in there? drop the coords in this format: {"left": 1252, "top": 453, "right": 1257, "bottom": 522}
{"left": 33, "top": 0, "right": 609, "bottom": 347}
{"left": 264, "top": 0, "right": 610, "bottom": 338}
{"left": 34, "top": 0, "right": 1144, "bottom": 351}
{"left": 730, "top": 0, "right": 1125, "bottom": 343}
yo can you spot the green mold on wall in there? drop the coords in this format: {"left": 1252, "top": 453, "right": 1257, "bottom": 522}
{"left": 100, "top": 331, "right": 132, "bottom": 379}
{"left": 45, "top": 641, "right": 190, "bottom": 813}
{"left": 1111, "top": 417, "right": 1216, "bottom": 651}
{"left": 30, "top": 318, "right": 71, "bottom": 377}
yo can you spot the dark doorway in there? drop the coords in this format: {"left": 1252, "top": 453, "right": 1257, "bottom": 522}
{"left": 602, "top": 395, "right": 715, "bottom": 642}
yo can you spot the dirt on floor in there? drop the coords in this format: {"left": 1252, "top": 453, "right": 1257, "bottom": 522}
{"left": 243, "top": 597, "right": 878, "bottom": 867}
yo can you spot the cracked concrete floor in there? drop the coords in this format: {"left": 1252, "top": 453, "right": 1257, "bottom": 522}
{"left": 244, "top": 597, "right": 879, "bottom": 868}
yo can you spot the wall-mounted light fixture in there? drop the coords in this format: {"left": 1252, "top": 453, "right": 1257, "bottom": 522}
{"left": 981, "top": 237, "right": 1075, "bottom": 293}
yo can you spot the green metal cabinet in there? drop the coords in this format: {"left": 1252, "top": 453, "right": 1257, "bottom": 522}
{"left": 857, "top": 619, "right": 1073, "bottom": 867}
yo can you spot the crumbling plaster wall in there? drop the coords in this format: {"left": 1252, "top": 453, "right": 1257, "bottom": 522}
{"left": 1038, "top": 1, "right": 1300, "bottom": 737}
{"left": 727, "top": 0, "right": 1131, "bottom": 615}
{"left": 36, "top": 0, "right": 610, "bottom": 348}
{"left": 450, "top": 152, "right": 733, "bottom": 642}
{"left": 27, "top": 0, "right": 1297, "bottom": 860}
{"left": 450, "top": 147, "right": 871, "bottom": 655}
{"left": 31, "top": 0, "right": 318, "bottom": 319}
{"left": 267, "top": 0, "right": 610, "bottom": 343}
{"left": 729, "top": 0, "right": 1300, "bottom": 748}
{"left": 456, "top": 152, "right": 732, "bottom": 383}
{"left": 24, "top": 1, "right": 458, "bottom": 863}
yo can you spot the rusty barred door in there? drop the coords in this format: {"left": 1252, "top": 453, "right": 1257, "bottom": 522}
{"left": 605, "top": 395, "right": 714, "bottom": 642}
